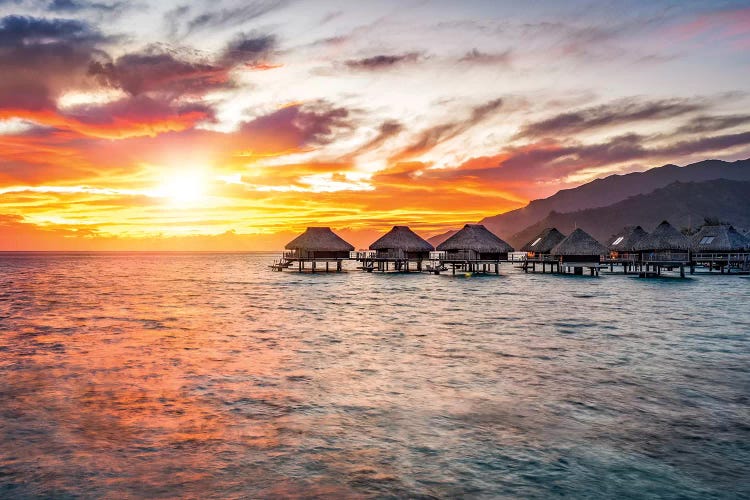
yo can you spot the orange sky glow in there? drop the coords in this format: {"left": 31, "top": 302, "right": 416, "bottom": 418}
{"left": 2, "top": 1, "right": 750, "bottom": 250}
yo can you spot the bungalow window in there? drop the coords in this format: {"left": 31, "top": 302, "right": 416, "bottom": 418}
{"left": 699, "top": 236, "right": 715, "bottom": 244}
{"left": 530, "top": 237, "right": 542, "bottom": 247}
{"left": 612, "top": 236, "right": 624, "bottom": 245}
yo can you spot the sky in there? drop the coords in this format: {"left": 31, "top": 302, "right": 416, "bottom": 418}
{"left": 1, "top": 0, "right": 750, "bottom": 250}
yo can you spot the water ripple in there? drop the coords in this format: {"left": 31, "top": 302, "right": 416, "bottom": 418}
{"left": 0, "top": 252, "right": 748, "bottom": 498}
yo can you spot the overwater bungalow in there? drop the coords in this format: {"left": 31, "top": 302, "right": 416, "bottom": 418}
{"left": 608, "top": 225, "right": 649, "bottom": 257}
{"left": 436, "top": 224, "right": 514, "bottom": 274}
{"left": 691, "top": 225, "right": 749, "bottom": 252}
{"left": 605, "top": 225, "right": 649, "bottom": 273}
{"left": 521, "top": 228, "right": 566, "bottom": 257}
{"left": 273, "top": 227, "right": 354, "bottom": 272}
{"left": 691, "top": 225, "right": 750, "bottom": 273}
{"left": 520, "top": 227, "right": 566, "bottom": 273}
{"left": 361, "top": 226, "right": 434, "bottom": 272}
{"left": 550, "top": 228, "right": 608, "bottom": 275}
{"left": 634, "top": 220, "right": 692, "bottom": 277}
{"left": 635, "top": 221, "right": 691, "bottom": 259}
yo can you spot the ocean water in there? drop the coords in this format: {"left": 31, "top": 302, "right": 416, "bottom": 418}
{"left": 0, "top": 252, "right": 748, "bottom": 499}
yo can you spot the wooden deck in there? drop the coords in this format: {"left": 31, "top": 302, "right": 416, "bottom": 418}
{"left": 271, "top": 251, "right": 750, "bottom": 277}
{"left": 270, "top": 257, "right": 346, "bottom": 272}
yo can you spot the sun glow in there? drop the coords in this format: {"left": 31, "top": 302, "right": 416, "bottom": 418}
{"left": 154, "top": 169, "right": 211, "bottom": 207}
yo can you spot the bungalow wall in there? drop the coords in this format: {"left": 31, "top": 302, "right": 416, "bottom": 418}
{"left": 558, "top": 254, "right": 602, "bottom": 263}
{"left": 374, "top": 249, "right": 431, "bottom": 260}
{"left": 287, "top": 249, "right": 350, "bottom": 259}
{"left": 444, "top": 250, "right": 507, "bottom": 261}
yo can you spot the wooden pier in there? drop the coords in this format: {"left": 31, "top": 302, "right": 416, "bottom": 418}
{"left": 356, "top": 227, "right": 435, "bottom": 273}
{"left": 522, "top": 255, "right": 559, "bottom": 274}
{"left": 273, "top": 227, "right": 354, "bottom": 273}
{"left": 271, "top": 254, "right": 345, "bottom": 273}
{"left": 353, "top": 251, "right": 426, "bottom": 273}
{"left": 273, "top": 222, "right": 750, "bottom": 278}
{"left": 434, "top": 224, "right": 514, "bottom": 275}
{"left": 440, "top": 258, "right": 502, "bottom": 275}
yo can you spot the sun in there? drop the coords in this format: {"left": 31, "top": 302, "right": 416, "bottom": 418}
{"left": 154, "top": 169, "right": 209, "bottom": 207}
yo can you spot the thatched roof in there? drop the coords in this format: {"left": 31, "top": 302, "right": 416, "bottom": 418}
{"left": 520, "top": 227, "right": 566, "bottom": 253}
{"left": 285, "top": 227, "right": 354, "bottom": 251}
{"left": 607, "top": 225, "right": 649, "bottom": 252}
{"left": 635, "top": 220, "right": 691, "bottom": 251}
{"left": 551, "top": 228, "right": 607, "bottom": 256}
{"left": 691, "top": 225, "right": 750, "bottom": 252}
{"left": 436, "top": 224, "right": 514, "bottom": 253}
{"left": 370, "top": 226, "right": 434, "bottom": 252}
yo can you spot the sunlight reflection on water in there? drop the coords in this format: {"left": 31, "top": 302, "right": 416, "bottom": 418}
{"left": 0, "top": 253, "right": 748, "bottom": 498}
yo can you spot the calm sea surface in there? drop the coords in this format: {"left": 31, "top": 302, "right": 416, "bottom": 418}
{"left": 0, "top": 252, "right": 748, "bottom": 499}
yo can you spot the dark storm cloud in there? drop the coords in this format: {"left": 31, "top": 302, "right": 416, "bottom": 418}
{"left": 344, "top": 52, "right": 421, "bottom": 70}
{"left": 516, "top": 98, "right": 707, "bottom": 139}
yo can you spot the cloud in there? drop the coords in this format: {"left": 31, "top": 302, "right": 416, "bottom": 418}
{"left": 0, "top": 15, "right": 111, "bottom": 111}
{"left": 344, "top": 52, "right": 421, "bottom": 70}
{"left": 0, "top": 99, "right": 357, "bottom": 184}
{"left": 459, "top": 48, "right": 512, "bottom": 65}
{"left": 46, "top": 0, "right": 127, "bottom": 14}
{"left": 0, "top": 14, "right": 107, "bottom": 45}
{"left": 0, "top": 11, "right": 287, "bottom": 140}
{"left": 237, "top": 101, "right": 355, "bottom": 152}
{"left": 669, "top": 6, "right": 750, "bottom": 49}
{"left": 675, "top": 114, "right": 750, "bottom": 135}
{"left": 319, "top": 10, "right": 342, "bottom": 25}
{"left": 220, "top": 32, "right": 276, "bottom": 66}
{"left": 344, "top": 120, "right": 402, "bottom": 159}
{"left": 88, "top": 45, "right": 229, "bottom": 97}
{"left": 392, "top": 98, "right": 503, "bottom": 161}
{"left": 516, "top": 97, "right": 707, "bottom": 139}
{"left": 430, "top": 129, "right": 750, "bottom": 189}
{"left": 166, "top": 0, "right": 289, "bottom": 38}
{"left": 364, "top": 125, "right": 750, "bottom": 207}
{"left": 63, "top": 95, "right": 213, "bottom": 131}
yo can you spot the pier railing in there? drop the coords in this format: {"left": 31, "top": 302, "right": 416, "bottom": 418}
{"left": 605, "top": 253, "right": 639, "bottom": 262}
{"left": 641, "top": 251, "right": 690, "bottom": 262}
{"left": 350, "top": 250, "right": 376, "bottom": 259}
{"left": 508, "top": 252, "right": 527, "bottom": 262}
{"left": 693, "top": 252, "right": 750, "bottom": 262}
